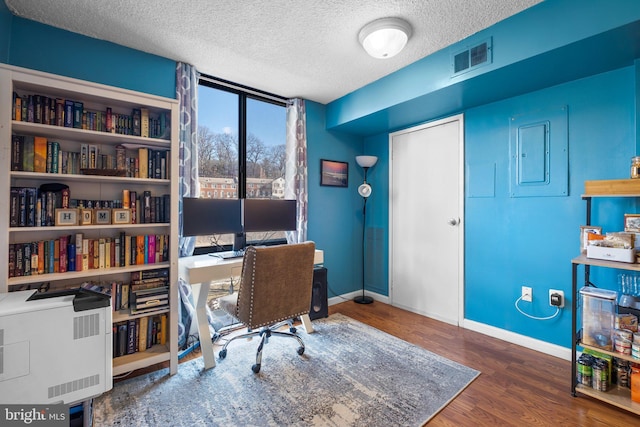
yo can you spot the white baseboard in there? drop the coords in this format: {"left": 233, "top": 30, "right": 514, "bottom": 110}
{"left": 463, "top": 319, "right": 572, "bottom": 361}
{"left": 329, "top": 292, "right": 571, "bottom": 361}
{"left": 328, "top": 291, "right": 389, "bottom": 306}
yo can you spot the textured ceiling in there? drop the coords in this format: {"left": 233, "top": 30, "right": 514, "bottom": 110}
{"left": 5, "top": 0, "right": 541, "bottom": 104}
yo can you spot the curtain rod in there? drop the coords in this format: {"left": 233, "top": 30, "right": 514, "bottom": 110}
{"left": 199, "top": 74, "right": 291, "bottom": 106}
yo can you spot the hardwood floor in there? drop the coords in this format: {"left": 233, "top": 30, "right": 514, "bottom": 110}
{"left": 328, "top": 301, "right": 639, "bottom": 426}
{"left": 119, "top": 301, "right": 640, "bottom": 426}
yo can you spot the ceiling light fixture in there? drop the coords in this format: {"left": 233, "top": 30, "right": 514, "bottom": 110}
{"left": 358, "top": 17, "right": 412, "bottom": 59}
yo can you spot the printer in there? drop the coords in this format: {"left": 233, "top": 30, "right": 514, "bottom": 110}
{"left": 0, "top": 288, "right": 112, "bottom": 404}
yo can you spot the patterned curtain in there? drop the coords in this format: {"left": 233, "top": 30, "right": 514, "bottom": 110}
{"left": 176, "top": 62, "right": 200, "bottom": 349}
{"left": 285, "top": 99, "right": 308, "bottom": 243}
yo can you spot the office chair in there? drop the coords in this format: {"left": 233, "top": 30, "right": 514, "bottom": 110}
{"left": 217, "top": 241, "right": 316, "bottom": 373}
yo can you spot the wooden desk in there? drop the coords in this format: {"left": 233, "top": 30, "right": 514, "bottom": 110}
{"left": 178, "top": 249, "right": 324, "bottom": 369}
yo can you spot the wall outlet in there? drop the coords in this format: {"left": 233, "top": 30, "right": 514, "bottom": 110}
{"left": 522, "top": 286, "right": 532, "bottom": 302}
{"left": 549, "top": 289, "right": 565, "bottom": 308}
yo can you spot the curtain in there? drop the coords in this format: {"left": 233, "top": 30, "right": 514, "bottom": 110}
{"left": 176, "top": 62, "right": 200, "bottom": 349}
{"left": 285, "top": 98, "right": 308, "bottom": 244}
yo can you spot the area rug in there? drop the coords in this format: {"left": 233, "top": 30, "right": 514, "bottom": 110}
{"left": 93, "top": 313, "right": 479, "bottom": 426}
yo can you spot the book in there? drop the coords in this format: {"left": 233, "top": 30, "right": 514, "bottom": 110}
{"left": 138, "top": 316, "right": 148, "bottom": 352}
{"left": 33, "top": 136, "right": 48, "bottom": 173}
{"left": 117, "top": 323, "right": 128, "bottom": 357}
{"left": 50, "top": 141, "right": 60, "bottom": 173}
{"left": 58, "top": 235, "right": 68, "bottom": 273}
{"left": 147, "top": 234, "right": 156, "bottom": 264}
{"left": 141, "top": 108, "right": 149, "bottom": 138}
{"left": 8, "top": 244, "right": 15, "bottom": 278}
{"left": 130, "top": 268, "right": 169, "bottom": 281}
{"left": 136, "top": 235, "right": 145, "bottom": 265}
{"left": 22, "top": 135, "right": 34, "bottom": 172}
{"left": 11, "top": 134, "right": 23, "bottom": 171}
{"left": 143, "top": 190, "right": 151, "bottom": 223}
{"left": 64, "top": 100, "right": 74, "bottom": 127}
{"left": 138, "top": 148, "right": 148, "bottom": 179}
{"left": 13, "top": 92, "right": 22, "bottom": 121}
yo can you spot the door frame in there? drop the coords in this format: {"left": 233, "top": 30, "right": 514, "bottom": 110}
{"left": 388, "top": 114, "right": 465, "bottom": 326}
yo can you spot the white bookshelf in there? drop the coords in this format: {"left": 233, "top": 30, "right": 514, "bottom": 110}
{"left": 0, "top": 64, "right": 179, "bottom": 376}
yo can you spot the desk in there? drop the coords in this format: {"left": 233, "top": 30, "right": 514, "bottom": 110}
{"left": 179, "top": 249, "right": 324, "bottom": 369}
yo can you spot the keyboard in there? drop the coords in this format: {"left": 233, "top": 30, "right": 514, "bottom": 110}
{"left": 210, "top": 250, "right": 245, "bottom": 260}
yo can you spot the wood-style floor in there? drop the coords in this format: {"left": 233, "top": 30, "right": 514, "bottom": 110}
{"left": 120, "top": 301, "right": 640, "bottom": 426}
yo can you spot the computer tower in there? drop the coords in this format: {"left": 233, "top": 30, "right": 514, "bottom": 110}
{"left": 309, "top": 267, "right": 328, "bottom": 320}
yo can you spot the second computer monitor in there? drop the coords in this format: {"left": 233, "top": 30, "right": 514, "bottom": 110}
{"left": 243, "top": 199, "right": 297, "bottom": 233}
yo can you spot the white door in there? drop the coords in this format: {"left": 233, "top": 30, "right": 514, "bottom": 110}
{"left": 389, "top": 115, "right": 463, "bottom": 325}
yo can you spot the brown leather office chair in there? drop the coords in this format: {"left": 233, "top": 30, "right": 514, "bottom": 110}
{"left": 217, "top": 241, "right": 316, "bottom": 373}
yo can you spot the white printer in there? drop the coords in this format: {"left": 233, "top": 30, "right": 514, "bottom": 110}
{"left": 0, "top": 288, "right": 112, "bottom": 404}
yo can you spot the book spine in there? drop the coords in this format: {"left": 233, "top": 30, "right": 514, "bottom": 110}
{"left": 22, "top": 136, "right": 34, "bottom": 172}
{"left": 73, "top": 101, "right": 83, "bottom": 128}
{"left": 53, "top": 238, "right": 60, "bottom": 273}
{"left": 51, "top": 141, "right": 60, "bottom": 173}
{"left": 64, "top": 100, "right": 74, "bottom": 127}
{"left": 11, "top": 134, "right": 23, "bottom": 171}
{"left": 33, "top": 136, "right": 48, "bottom": 173}
{"left": 37, "top": 240, "right": 44, "bottom": 274}
{"left": 8, "top": 244, "right": 15, "bottom": 278}
{"left": 130, "top": 191, "right": 137, "bottom": 224}
{"left": 59, "top": 235, "right": 68, "bottom": 273}
{"left": 13, "top": 92, "right": 21, "bottom": 121}
{"left": 140, "top": 108, "right": 149, "bottom": 138}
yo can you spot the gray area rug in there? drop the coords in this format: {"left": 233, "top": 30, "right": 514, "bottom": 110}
{"left": 93, "top": 313, "right": 479, "bottom": 426}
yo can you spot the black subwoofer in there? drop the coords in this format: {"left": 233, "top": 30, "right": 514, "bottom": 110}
{"left": 309, "top": 267, "right": 328, "bottom": 320}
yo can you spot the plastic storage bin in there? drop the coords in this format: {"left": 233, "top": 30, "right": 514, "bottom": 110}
{"left": 580, "top": 287, "right": 618, "bottom": 351}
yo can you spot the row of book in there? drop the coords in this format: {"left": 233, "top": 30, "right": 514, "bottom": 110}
{"left": 84, "top": 268, "right": 169, "bottom": 315}
{"left": 11, "top": 135, "right": 171, "bottom": 180}
{"left": 112, "top": 268, "right": 170, "bottom": 315}
{"left": 8, "top": 233, "right": 170, "bottom": 278}
{"left": 10, "top": 184, "right": 69, "bottom": 227}
{"left": 114, "top": 313, "right": 168, "bottom": 358}
{"left": 10, "top": 184, "right": 169, "bottom": 227}
{"left": 12, "top": 91, "right": 171, "bottom": 139}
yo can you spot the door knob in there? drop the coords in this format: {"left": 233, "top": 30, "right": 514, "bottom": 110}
{"left": 447, "top": 218, "right": 459, "bottom": 226}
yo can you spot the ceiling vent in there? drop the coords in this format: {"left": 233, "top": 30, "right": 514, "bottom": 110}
{"left": 452, "top": 37, "right": 492, "bottom": 76}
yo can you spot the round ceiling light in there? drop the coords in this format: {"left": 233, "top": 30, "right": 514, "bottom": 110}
{"left": 358, "top": 17, "right": 412, "bottom": 59}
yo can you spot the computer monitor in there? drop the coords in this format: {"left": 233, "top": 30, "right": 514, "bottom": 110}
{"left": 243, "top": 199, "right": 297, "bottom": 232}
{"left": 181, "top": 198, "right": 243, "bottom": 236}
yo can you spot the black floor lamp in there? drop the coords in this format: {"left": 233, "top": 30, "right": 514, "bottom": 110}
{"left": 354, "top": 155, "right": 377, "bottom": 304}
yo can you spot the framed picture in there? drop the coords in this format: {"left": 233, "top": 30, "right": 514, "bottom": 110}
{"left": 80, "top": 209, "right": 93, "bottom": 225}
{"left": 94, "top": 209, "right": 111, "bottom": 225}
{"left": 580, "top": 225, "right": 602, "bottom": 253}
{"left": 54, "top": 208, "right": 78, "bottom": 226}
{"left": 625, "top": 214, "right": 640, "bottom": 232}
{"left": 320, "top": 159, "right": 349, "bottom": 187}
{"left": 112, "top": 208, "right": 132, "bottom": 224}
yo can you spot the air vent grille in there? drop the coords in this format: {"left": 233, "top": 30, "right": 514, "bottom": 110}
{"left": 74, "top": 313, "right": 100, "bottom": 339}
{"left": 452, "top": 37, "right": 492, "bottom": 76}
{"left": 48, "top": 374, "right": 100, "bottom": 399}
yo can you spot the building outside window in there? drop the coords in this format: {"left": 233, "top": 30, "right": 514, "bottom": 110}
{"left": 195, "top": 78, "right": 287, "bottom": 253}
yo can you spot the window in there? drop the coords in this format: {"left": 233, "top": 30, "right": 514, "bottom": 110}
{"left": 194, "top": 77, "right": 287, "bottom": 253}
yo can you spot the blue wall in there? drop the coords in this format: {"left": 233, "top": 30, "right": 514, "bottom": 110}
{"left": 325, "top": 0, "right": 640, "bottom": 350}
{"left": 305, "top": 101, "right": 366, "bottom": 297}
{"left": 1, "top": 2, "right": 175, "bottom": 99}
{"left": 465, "top": 67, "right": 635, "bottom": 347}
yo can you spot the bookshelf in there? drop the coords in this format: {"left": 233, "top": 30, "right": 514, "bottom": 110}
{"left": 0, "top": 64, "right": 179, "bottom": 376}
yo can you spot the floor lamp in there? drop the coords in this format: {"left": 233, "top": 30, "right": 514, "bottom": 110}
{"left": 354, "top": 155, "right": 377, "bottom": 304}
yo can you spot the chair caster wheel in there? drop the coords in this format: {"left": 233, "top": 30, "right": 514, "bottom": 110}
{"left": 297, "top": 346, "right": 305, "bottom": 355}
{"left": 219, "top": 349, "right": 227, "bottom": 359}
{"left": 252, "top": 364, "right": 261, "bottom": 373}
{"left": 290, "top": 326, "right": 297, "bottom": 333}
